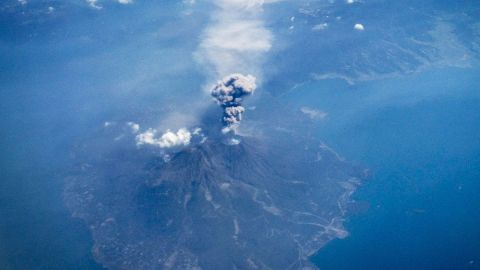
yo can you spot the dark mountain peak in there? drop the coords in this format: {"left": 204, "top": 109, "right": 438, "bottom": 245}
{"left": 148, "top": 137, "right": 272, "bottom": 188}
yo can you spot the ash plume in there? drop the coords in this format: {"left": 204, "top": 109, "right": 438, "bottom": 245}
{"left": 196, "top": 0, "right": 275, "bottom": 78}
{"left": 211, "top": 73, "right": 256, "bottom": 133}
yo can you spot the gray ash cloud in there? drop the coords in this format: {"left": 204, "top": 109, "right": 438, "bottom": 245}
{"left": 210, "top": 73, "right": 256, "bottom": 133}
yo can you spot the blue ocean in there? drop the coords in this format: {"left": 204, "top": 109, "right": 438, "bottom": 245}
{"left": 304, "top": 67, "right": 480, "bottom": 270}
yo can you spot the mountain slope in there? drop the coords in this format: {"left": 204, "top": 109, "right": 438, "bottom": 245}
{"left": 65, "top": 128, "right": 366, "bottom": 270}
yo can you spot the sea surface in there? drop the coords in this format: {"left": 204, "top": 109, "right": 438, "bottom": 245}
{"left": 300, "top": 67, "right": 480, "bottom": 270}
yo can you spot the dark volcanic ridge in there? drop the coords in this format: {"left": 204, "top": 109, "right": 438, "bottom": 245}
{"left": 65, "top": 122, "right": 367, "bottom": 270}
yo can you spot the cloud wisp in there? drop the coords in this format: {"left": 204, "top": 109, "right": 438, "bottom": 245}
{"left": 300, "top": 107, "right": 328, "bottom": 120}
{"left": 85, "top": 0, "right": 133, "bottom": 9}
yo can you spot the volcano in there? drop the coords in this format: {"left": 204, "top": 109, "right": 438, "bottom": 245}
{"left": 65, "top": 123, "right": 366, "bottom": 270}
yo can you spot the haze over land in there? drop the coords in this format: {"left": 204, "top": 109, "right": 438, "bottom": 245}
{"left": 1, "top": 0, "right": 479, "bottom": 269}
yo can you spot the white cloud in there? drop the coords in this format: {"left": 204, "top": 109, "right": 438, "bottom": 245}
{"left": 300, "top": 107, "right": 328, "bottom": 120}
{"left": 126, "top": 122, "right": 140, "bottom": 133}
{"left": 312, "top": 23, "right": 328, "bottom": 31}
{"left": 135, "top": 127, "right": 206, "bottom": 149}
{"left": 354, "top": 23, "right": 365, "bottom": 31}
{"left": 104, "top": 121, "right": 115, "bottom": 127}
{"left": 85, "top": 0, "right": 132, "bottom": 9}
{"left": 346, "top": 0, "right": 362, "bottom": 4}
{"left": 136, "top": 128, "right": 192, "bottom": 148}
{"left": 228, "top": 138, "right": 241, "bottom": 145}
{"left": 86, "top": 0, "right": 102, "bottom": 9}
{"left": 215, "top": 0, "right": 279, "bottom": 9}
